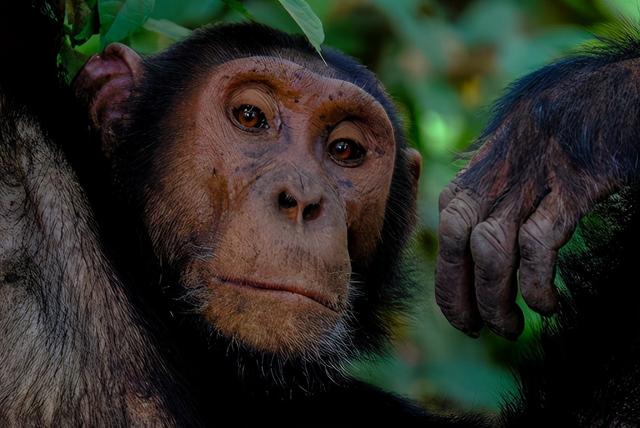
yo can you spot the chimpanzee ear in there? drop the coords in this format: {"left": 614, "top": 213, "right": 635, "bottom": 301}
{"left": 404, "top": 147, "right": 422, "bottom": 198}
{"left": 74, "top": 43, "right": 142, "bottom": 157}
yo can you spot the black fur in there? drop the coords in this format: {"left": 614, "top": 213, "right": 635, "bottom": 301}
{"left": 0, "top": 3, "right": 198, "bottom": 425}
{"left": 502, "top": 188, "right": 640, "bottom": 427}
{"left": 463, "top": 24, "right": 640, "bottom": 198}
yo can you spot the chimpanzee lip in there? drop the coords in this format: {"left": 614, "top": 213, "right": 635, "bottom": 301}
{"left": 211, "top": 275, "right": 337, "bottom": 312}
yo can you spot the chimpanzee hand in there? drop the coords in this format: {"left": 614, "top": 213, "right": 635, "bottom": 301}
{"left": 435, "top": 55, "right": 640, "bottom": 339}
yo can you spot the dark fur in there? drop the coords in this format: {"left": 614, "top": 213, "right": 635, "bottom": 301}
{"left": 0, "top": 93, "right": 198, "bottom": 425}
{"left": 0, "top": 3, "right": 198, "bottom": 425}
{"left": 502, "top": 189, "right": 640, "bottom": 427}
{"left": 463, "top": 24, "right": 640, "bottom": 200}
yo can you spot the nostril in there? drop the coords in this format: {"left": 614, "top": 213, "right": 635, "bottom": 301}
{"left": 302, "top": 202, "right": 321, "bottom": 222}
{"left": 278, "top": 191, "right": 322, "bottom": 222}
{"left": 278, "top": 191, "right": 298, "bottom": 210}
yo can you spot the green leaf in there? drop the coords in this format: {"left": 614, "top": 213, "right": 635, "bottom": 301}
{"left": 277, "top": 0, "right": 325, "bottom": 57}
{"left": 65, "top": 0, "right": 99, "bottom": 45}
{"left": 143, "top": 18, "right": 192, "bottom": 41}
{"left": 98, "top": 0, "right": 155, "bottom": 48}
{"left": 59, "top": 37, "right": 92, "bottom": 83}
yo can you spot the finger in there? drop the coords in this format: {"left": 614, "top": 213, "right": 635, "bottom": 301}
{"left": 438, "top": 171, "right": 466, "bottom": 213}
{"left": 470, "top": 215, "right": 524, "bottom": 340}
{"left": 438, "top": 181, "right": 459, "bottom": 213}
{"left": 518, "top": 192, "right": 576, "bottom": 315}
{"left": 436, "top": 190, "right": 487, "bottom": 336}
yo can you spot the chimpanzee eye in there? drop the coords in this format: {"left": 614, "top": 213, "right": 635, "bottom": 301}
{"left": 328, "top": 139, "right": 366, "bottom": 166}
{"left": 233, "top": 104, "right": 270, "bottom": 130}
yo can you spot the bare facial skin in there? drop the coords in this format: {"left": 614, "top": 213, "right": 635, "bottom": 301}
{"left": 143, "top": 57, "right": 397, "bottom": 355}
{"left": 74, "top": 33, "right": 424, "bottom": 361}
{"left": 74, "top": 48, "right": 403, "bottom": 357}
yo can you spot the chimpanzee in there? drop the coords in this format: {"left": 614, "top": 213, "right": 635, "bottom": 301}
{"left": 72, "top": 22, "right": 640, "bottom": 426}
{"left": 73, "top": 25, "right": 433, "bottom": 425}
{"left": 1, "top": 2, "right": 640, "bottom": 425}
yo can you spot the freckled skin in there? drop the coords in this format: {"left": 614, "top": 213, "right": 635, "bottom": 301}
{"left": 154, "top": 57, "right": 397, "bottom": 354}
{"left": 76, "top": 46, "right": 412, "bottom": 358}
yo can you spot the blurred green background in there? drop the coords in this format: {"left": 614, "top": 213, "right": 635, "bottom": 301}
{"left": 61, "top": 0, "right": 639, "bottom": 416}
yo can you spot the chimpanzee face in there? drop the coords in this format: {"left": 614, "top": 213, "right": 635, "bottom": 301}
{"left": 142, "top": 57, "right": 398, "bottom": 356}
{"left": 76, "top": 34, "right": 421, "bottom": 360}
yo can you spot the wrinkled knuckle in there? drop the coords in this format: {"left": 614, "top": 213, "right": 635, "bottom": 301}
{"left": 476, "top": 294, "right": 501, "bottom": 320}
{"left": 443, "top": 193, "right": 478, "bottom": 223}
{"left": 470, "top": 222, "right": 508, "bottom": 268}
{"left": 434, "top": 284, "right": 457, "bottom": 310}
{"left": 439, "top": 210, "right": 471, "bottom": 258}
{"left": 474, "top": 263, "right": 500, "bottom": 284}
{"left": 519, "top": 244, "right": 536, "bottom": 264}
{"left": 518, "top": 229, "right": 540, "bottom": 262}
{"left": 438, "top": 185, "right": 457, "bottom": 211}
{"left": 470, "top": 225, "right": 492, "bottom": 259}
{"left": 439, "top": 212, "right": 468, "bottom": 240}
{"left": 518, "top": 222, "right": 535, "bottom": 245}
{"left": 520, "top": 216, "right": 547, "bottom": 243}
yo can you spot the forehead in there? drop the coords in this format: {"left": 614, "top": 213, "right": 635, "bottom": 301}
{"left": 220, "top": 53, "right": 341, "bottom": 80}
{"left": 201, "top": 56, "right": 387, "bottom": 109}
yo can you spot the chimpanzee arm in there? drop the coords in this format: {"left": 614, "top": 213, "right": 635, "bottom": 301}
{"left": 502, "top": 188, "right": 640, "bottom": 426}
{"left": 436, "top": 30, "right": 640, "bottom": 339}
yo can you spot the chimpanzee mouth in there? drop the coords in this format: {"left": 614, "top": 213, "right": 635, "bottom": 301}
{"left": 211, "top": 275, "right": 337, "bottom": 312}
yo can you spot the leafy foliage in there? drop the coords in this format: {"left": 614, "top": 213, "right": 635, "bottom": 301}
{"left": 60, "top": 0, "right": 324, "bottom": 79}
{"left": 99, "top": 0, "right": 155, "bottom": 48}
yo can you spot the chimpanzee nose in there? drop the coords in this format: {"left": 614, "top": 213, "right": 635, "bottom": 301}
{"left": 278, "top": 190, "right": 323, "bottom": 223}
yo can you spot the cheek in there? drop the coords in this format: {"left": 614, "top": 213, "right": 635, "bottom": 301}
{"left": 344, "top": 159, "right": 395, "bottom": 263}
{"left": 346, "top": 191, "right": 389, "bottom": 264}
{"left": 143, "top": 143, "right": 230, "bottom": 263}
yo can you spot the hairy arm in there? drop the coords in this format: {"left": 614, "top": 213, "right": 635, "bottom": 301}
{"left": 436, "top": 31, "right": 640, "bottom": 339}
